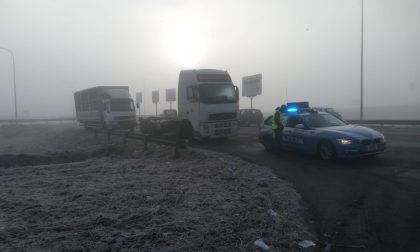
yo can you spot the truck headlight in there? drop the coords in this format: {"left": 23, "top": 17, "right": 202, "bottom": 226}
{"left": 202, "top": 124, "right": 209, "bottom": 133}
{"left": 338, "top": 139, "right": 352, "bottom": 145}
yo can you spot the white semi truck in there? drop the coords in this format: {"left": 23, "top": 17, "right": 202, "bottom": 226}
{"left": 140, "top": 69, "right": 240, "bottom": 139}
{"left": 74, "top": 86, "right": 136, "bottom": 130}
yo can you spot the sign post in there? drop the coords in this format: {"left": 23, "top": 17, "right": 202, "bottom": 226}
{"left": 152, "top": 90, "right": 159, "bottom": 116}
{"left": 136, "top": 92, "right": 142, "bottom": 116}
{"left": 242, "top": 74, "right": 262, "bottom": 109}
{"left": 166, "top": 88, "right": 176, "bottom": 110}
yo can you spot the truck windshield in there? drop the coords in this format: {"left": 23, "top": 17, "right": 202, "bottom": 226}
{"left": 111, "top": 99, "right": 135, "bottom": 112}
{"left": 303, "top": 113, "right": 347, "bottom": 128}
{"left": 198, "top": 84, "right": 238, "bottom": 104}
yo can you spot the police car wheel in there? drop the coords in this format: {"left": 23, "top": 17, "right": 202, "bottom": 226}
{"left": 262, "top": 135, "right": 274, "bottom": 152}
{"left": 318, "top": 140, "right": 335, "bottom": 161}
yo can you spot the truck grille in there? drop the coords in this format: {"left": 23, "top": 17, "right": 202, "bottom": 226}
{"left": 215, "top": 129, "right": 232, "bottom": 135}
{"left": 215, "top": 122, "right": 232, "bottom": 128}
{"left": 208, "top": 112, "right": 237, "bottom": 121}
{"left": 115, "top": 116, "right": 134, "bottom": 120}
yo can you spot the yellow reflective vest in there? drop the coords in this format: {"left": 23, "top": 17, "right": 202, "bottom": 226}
{"left": 271, "top": 110, "right": 285, "bottom": 130}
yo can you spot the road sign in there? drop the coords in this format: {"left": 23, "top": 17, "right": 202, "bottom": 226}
{"left": 166, "top": 88, "right": 176, "bottom": 102}
{"left": 152, "top": 90, "right": 159, "bottom": 103}
{"left": 136, "top": 92, "right": 142, "bottom": 106}
{"left": 242, "top": 74, "right": 262, "bottom": 97}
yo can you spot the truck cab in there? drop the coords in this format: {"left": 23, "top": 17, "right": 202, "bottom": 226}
{"left": 178, "top": 69, "right": 239, "bottom": 139}
{"left": 74, "top": 86, "right": 136, "bottom": 130}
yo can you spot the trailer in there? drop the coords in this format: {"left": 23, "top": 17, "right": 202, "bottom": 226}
{"left": 74, "top": 86, "right": 136, "bottom": 130}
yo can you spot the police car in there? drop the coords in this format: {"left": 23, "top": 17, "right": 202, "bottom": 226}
{"left": 258, "top": 103, "right": 386, "bottom": 160}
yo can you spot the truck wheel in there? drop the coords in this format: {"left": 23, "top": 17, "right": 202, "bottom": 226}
{"left": 180, "top": 120, "right": 193, "bottom": 141}
{"left": 103, "top": 122, "right": 112, "bottom": 131}
{"left": 318, "top": 140, "right": 336, "bottom": 161}
{"left": 262, "top": 135, "right": 274, "bottom": 152}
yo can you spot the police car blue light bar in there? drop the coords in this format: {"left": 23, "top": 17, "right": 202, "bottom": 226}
{"left": 286, "top": 101, "right": 309, "bottom": 113}
{"left": 287, "top": 102, "right": 309, "bottom": 109}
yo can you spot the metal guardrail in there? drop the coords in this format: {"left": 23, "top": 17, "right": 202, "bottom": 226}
{"left": 87, "top": 121, "right": 187, "bottom": 158}
{"left": 0, "top": 117, "right": 76, "bottom": 124}
{"left": 1, "top": 117, "right": 419, "bottom": 126}
{"left": 347, "top": 120, "right": 420, "bottom": 125}
{"left": 0, "top": 117, "right": 188, "bottom": 157}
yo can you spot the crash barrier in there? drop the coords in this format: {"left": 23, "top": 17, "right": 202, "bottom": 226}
{"left": 86, "top": 120, "right": 190, "bottom": 158}
{"left": 0, "top": 117, "right": 76, "bottom": 125}
{"left": 347, "top": 120, "right": 420, "bottom": 126}
{"left": 2, "top": 117, "right": 419, "bottom": 126}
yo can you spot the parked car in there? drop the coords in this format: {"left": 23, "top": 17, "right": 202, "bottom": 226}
{"left": 258, "top": 110, "right": 386, "bottom": 160}
{"left": 239, "top": 109, "right": 263, "bottom": 126}
{"left": 161, "top": 109, "right": 177, "bottom": 118}
{"left": 312, "top": 107, "right": 343, "bottom": 120}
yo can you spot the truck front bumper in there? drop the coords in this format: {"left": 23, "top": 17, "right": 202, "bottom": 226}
{"left": 198, "top": 120, "right": 239, "bottom": 139}
{"left": 111, "top": 120, "right": 137, "bottom": 129}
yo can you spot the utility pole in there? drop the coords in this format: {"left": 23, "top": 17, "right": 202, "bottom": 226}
{"left": 360, "top": 0, "right": 364, "bottom": 122}
{"left": 0, "top": 47, "right": 17, "bottom": 124}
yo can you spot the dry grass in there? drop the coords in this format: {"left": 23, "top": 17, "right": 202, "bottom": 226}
{"left": 0, "top": 125, "right": 312, "bottom": 251}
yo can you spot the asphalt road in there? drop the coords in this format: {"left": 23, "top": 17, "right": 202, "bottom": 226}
{"left": 192, "top": 126, "right": 420, "bottom": 252}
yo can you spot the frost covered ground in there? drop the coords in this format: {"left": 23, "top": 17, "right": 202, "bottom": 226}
{"left": 0, "top": 124, "right": 313, "bottom": 251}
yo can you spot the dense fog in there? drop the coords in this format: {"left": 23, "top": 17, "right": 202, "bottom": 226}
{"left": 0, "top": 0, "right": 419, "bottom": 120}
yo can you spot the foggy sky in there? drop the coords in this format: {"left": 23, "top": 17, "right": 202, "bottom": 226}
{"left": 0, "top": 0, "right": 419, "bottom": 120}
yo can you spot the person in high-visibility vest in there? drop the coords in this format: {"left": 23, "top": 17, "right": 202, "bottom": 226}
{"left": 272, "top": 105, "right": 286, "bottom": 146}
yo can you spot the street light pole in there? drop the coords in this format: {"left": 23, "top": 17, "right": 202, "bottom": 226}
{"left": 0, "top": 47, "right": 18, "bottom": 124}
{"left": 360, "top": 0, "right": 364, "bottom": 122}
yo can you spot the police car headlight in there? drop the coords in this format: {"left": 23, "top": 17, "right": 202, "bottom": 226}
{"left": 338, "top": 139, "right": 352, "bottom": 145}
{"left": 379, "top": 134, "right": 386, "bottom": 143}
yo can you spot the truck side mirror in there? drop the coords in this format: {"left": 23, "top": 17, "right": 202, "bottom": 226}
{"left": 187, "top": 87, "right": 194, "bottom": 100}
{"left": 136, "top": 103, "right": 139, "bottom": 109}
{"left": 188, "top": 86, "right": 199, "bottom": 102}
{"left": 194, "top": 87, "right": 200, "bottom": 100}
{"left": 103, "top": 102, "right": 110, "bottom": 113}
{"left": 235, "top": 86, "right": 239, "bottom": 98}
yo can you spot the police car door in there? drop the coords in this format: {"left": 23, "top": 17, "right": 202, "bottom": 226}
{"left": 282, "top": 116, "right": 299, "bottom": 149}
{"left": 292, "top": 116, "right": 316, "bottom": 153}
{"left": 284, "top": 116, "right": 306, "bottom": 151}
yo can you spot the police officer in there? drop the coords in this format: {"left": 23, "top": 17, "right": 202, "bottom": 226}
{"left": 272, "top": 105, "right": 286, "bottom": 147}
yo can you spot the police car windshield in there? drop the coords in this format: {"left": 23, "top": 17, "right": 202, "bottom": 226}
{"left": 303, "top": 113, "right": 346, "bottom": 128}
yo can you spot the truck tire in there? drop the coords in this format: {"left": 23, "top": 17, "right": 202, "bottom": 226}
{"left": 103, "top": 122, "right": 112, "bottom": 131}
{"left": 180, "top": 120, "right": 193, "bottom": 140}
